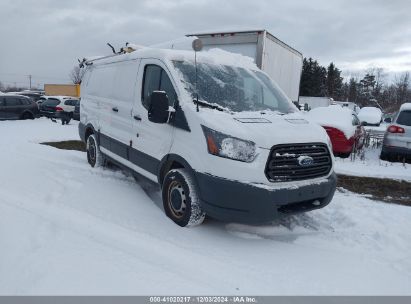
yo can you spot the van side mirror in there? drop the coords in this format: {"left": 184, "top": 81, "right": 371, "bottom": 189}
{"left": 384, "top": 117, "right": 392, "bottom": 123}
{"left": 148, "top": 91, "right": 169, "bottom": 123}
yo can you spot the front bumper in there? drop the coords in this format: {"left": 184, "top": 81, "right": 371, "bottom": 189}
{"left": 195, "top": 171, "right": 337, "bottom": 223}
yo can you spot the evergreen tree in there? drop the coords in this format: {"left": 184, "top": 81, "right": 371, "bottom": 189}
{"left": 300, "top": 57, "right": 327, "bottom": 97}
{"left": 358, "top": 73, "right": 376, "bottom": 106}
{"left": 347, "top": 78, "right": 358, "bottom": 103}
{"left": 326, "top": 62, "right": 344, "bottom": 100}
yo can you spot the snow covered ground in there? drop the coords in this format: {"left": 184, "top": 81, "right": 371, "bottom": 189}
{"left": 334, "top": 124, "right": 410, "bottom": 182}
{"left": 1, "top": 118, "right": 411, "bottom": 295}
{"left": 334, "top": 147, "right": 410, "bottom": 181}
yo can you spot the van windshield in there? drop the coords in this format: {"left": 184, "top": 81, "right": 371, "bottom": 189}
{"left": 172, "top": 60, "right": 296, "bottom": 113}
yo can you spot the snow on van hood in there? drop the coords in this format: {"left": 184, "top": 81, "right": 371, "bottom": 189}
{"left": 195, "top": 109, "right": 330, "bottom": 149}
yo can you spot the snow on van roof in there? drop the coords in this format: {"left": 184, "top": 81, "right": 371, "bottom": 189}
{"left": 90, "top": 46, "right": 258, "bottom": 70}
{"left": 400, "top": 103, "right": 411, "bottom": 111}
{"left": 170, "top": 48, "right": 257, "bottom": 69}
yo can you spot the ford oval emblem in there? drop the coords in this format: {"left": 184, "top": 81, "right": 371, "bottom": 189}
{"left": 298, "top": 156, "right": 314, "bottom": 167}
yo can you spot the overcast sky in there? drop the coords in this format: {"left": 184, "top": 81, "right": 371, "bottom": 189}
{"left": 1, "top": 0, "right": 410, "bottom": 89}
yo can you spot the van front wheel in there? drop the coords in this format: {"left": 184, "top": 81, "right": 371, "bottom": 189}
{"left": 162, "top": 169, "right": 205, "bottom": 227}
{"left": 86, "top": 134, "right": 104, "bottom": 168}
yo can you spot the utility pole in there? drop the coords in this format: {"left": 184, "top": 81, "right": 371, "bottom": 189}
{"left": 28, "top": 75, "right": 32, "bottom": 90}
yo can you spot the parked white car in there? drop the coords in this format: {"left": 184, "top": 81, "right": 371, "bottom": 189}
{"left": 79, "top": 44, "right": 336, "bottom": 227}
{"left": 39, "top": 96, "right": 79, "bottom": 125}
{"left": 358, "top": 106, "right": 383, "bottom": 126}
{"left": 381, "top": 103, "right": 411, "bottom": 161}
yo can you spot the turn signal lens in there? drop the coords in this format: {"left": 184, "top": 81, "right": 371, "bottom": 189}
{"left": 206, "top": 134, "right": 219, "bottom": 155}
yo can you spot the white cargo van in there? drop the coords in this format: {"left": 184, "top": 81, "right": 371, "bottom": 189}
{"left": 79, "top": 43, "right": 336, "bottom": 227}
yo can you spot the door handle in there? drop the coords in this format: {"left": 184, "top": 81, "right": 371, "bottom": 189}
{"left": 112, "top": 107, "right": 119, "bottom": 112}
{"left": 133, "top": 115, "right": 142, "bottom": 121}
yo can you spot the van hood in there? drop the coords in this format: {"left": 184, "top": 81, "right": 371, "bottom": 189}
{"left": 197, "top": 110, "right": 330, "bottom": 149}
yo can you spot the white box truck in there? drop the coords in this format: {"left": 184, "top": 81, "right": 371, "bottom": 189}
{"left": 187, "top": 30, "right": 303, "bottom": 102}
{"left": 299, "top": 96, "right": 333, "bottom": 110}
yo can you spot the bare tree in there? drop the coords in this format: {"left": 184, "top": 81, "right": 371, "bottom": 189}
{"left": 367, "top": 67, "right": 386, "bottom": 101}
{"left": 0, "top": 81, "right": 5, "bottom": 91}
{"left": 395, "top": 72, "right": 410, "bottom": 105}
{"left": 69, "top": 66, "right": 85, "bottom": 84}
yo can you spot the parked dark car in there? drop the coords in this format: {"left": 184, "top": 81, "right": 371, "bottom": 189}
{"left": 0, "top": 95, "right": 39, "bottom": 120}
{"left": 73, "top": 100, "right": 80, "bottom": 121}
{"left": 17, "top": 92, "right": 43, "bottom": 103}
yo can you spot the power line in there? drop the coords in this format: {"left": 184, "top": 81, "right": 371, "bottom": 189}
{"left": 0, "top": 80, "right": 32, "bottom": 85}
{"left": 0, "top": 72, "right": 70, "bottom": 82}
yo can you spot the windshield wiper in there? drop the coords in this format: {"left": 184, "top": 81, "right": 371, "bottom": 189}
{"left": 193, "top": 99, "right": 224, "bottom": 112}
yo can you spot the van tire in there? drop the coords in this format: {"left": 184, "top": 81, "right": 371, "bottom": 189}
{"left": 162, "top": 169, "right": 205, "bottom": 227}
{"left": 86, "top": 134, "right": 104, "bottom": 168}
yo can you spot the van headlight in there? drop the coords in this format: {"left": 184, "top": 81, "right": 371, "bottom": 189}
{"left": 201, "top": 126, "right": 257, "bottom": 162}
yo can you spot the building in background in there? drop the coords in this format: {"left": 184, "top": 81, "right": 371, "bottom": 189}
{"left": 44, "top": 84, "right": 80, "bottom": 97}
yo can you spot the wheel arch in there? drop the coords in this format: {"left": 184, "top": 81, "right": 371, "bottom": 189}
{"left": 20, "top": 110, "right": 34, "bottom": 119}
{"left": 158, "top": 154, "right": 196, "bottom": 186}
{"left": 84, "top": 123, "right": 97, "bottom": 143}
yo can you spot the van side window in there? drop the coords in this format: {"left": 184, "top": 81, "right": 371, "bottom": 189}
{"left": 142, "top": 65, "right": 177, "bottom": 110}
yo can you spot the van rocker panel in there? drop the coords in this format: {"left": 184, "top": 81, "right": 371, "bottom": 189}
{"left": 195, "top": 171, "right": 337, "bottom": 223}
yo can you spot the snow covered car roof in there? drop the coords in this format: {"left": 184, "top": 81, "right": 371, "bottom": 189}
{"left": 358, "top": 107, "right": 382, "bottom": 125}
{"left": 399, "top": 103, "right": 411, "bottom": 111}
{"left": 3, "top": 93, "right": 31, "bottom": 98}
{"left": 304, "top": 105, "right": 357, "bottom": 138}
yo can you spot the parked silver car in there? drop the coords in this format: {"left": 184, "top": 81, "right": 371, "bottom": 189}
{"left": 381, "top": 103, "right": 411, "bottom": 161}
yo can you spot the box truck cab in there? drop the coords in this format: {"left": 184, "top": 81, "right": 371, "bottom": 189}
{"left": 79, "top": 45, "right": 336, "bottom": 227}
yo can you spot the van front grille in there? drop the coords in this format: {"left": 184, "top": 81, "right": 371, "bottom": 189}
{"left": 265, "top": 143, "right": 332, "bottom": 182}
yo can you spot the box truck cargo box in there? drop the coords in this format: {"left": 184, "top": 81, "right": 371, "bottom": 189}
{"left": 299, "top": 96, "right": 333, "bottom": 110}
{"left": 187, "top": 30, "right": 303, "bottom": 102}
